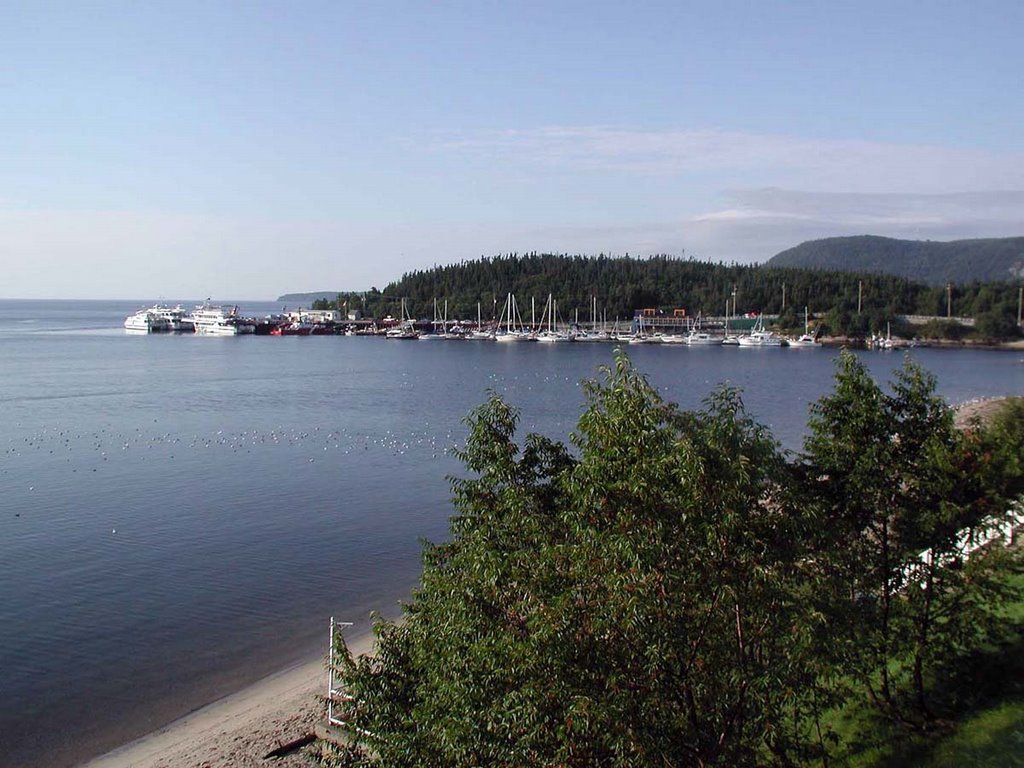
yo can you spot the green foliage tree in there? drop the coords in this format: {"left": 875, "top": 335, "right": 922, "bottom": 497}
{"left": 802, "top": 353, "right": 1021, "bottom": 730}
{"left": 975, "top": 305, "right": 1022, "bottom": 340}
{"left": 325, "top": 356, "right": 832, "bottom": 767}
{"left": 969, "top": 397, "right": 1024, "bottom": 502}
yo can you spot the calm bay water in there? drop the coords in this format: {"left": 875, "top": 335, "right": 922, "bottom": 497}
{"left": 1, "top": 299, "right": 1022, "bottom": 767}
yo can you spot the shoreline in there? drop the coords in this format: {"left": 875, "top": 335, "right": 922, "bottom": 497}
{"left": 79, "top": 629, "right": 376, "bottom": 768}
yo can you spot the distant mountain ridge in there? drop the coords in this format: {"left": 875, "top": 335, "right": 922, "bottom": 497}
{"left": 276, "top": 291, "right": 344, "bottom": 304}
{"left": 766, "top": 235, "right": 1024, "bottom": 284}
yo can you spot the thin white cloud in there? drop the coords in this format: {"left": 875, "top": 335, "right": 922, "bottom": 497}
{"left": 439, "top": 126, "right": 1024, "bottom": 193}
{"left": 518, "top": 187, "right": 1024, "bottom": 263}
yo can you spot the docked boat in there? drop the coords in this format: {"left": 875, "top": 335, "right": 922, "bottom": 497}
{"left": 385, "top": 298, "right": 419, "bottom": 339}
{"left": 494, "top": 293, "right": 534, "bottom": 341}
{"left": 868, "top": 321, "right": 895, "bottom": 350}
{"left": 535, "top": 295, "right": 575, "bottom": 342}
{"left": 385, "top": 323, "right": 419, "bottom": 339}
{"left": 627, "top": 315, "right": 661, "bottom": 344}
{"left": 190, "top": 303, "right": 255, "bottom": 336}
{"left": 145, "top": 304, "right": 191, "bottom": 331}
{"left": 737, "top": 316, "right": 783, "bottom": 347}
{"left": 270, "top": 320, "right": 314, "bottom": 336}
{"left": 124, "top": 308, "right": 171, "bottom": 333}
{"left": 576, "top": 298, "right": 613, "bottom": 341}
{"left": 787, "top": 307, "right": 821, "bottom": 347}
{"left": 684, "top": 331, "right": 721, "bottom": 345}
{"left": 465, "top": 303, "right": 494, "bottom": 340}
{"left": 660, "top": 334, "right": 687, "bottom": 344}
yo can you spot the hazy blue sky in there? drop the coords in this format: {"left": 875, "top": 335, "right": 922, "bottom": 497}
{"left": 2, "top": 1, "right": 1023, "bottom": 299}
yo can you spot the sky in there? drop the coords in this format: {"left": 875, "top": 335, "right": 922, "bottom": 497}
{"left": 2, "top": 0, "right": 1023, "bottom": 299}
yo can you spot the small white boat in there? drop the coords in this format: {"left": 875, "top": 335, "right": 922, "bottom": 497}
{"left": 628, "top": 333, "right": 662, "bottom": 344}
{"left": 627, "top": 315, "right": 661, "bottom": 344}
{"left": 787, "top": 308, "right": 821, "bottom": 347}
{"left": 684, "top": 331, "right": 722, "bottom": 346}
{"left": 655, "top": 333, "right": 683, "bottom": 345}
{"left": 536, "top": 331, "right": 574, "bottom": 343}
{"left": 385, "top": 323, "right": 419, "bottom": 339}
{"left": 737, "top": 316, "right": 783, "bottom": 347}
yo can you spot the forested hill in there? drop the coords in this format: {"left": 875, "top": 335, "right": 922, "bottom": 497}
{"left": 311, "top": 253, "right": 1022, "bottom": 337}
{"left": 767, "top": 235, "right": 1024, "bottom": 284}
{"left": 378, "top": 253, "right": 911, "bottom": 321}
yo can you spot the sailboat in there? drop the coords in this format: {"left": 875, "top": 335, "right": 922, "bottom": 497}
{"left": 466, "top": 301, "right": 493, "bottom": 340}
{"left": 385, "top": 298, "right": 419, "bottom": 339}
{"left": 536, "top": 295, "right": 574, "bottom": 342}
{"left": 420, "top": 298, "right": 444, "bottom": 339}
{"left": 576, "top": 296, "right": 611, "bottom": 342}
{"left": 721, "top": 297, "right": 740, "bottom": 345}
{"left": 439, "top": 300, "right": 464, "bottom": 339}
{"left": 737, "top": 315, "right": 783, "bottom": 346}
{"left": 787, "top": 307, "right": 821, "bottom": 347}
{"left": 684, "top": 314, "right": 721, "bottom": 345}
{"left": 628, "top": 314, "right": 661, "bottom": 344}
{"left": 871, "top": 321, "right": 895, "bottom": 350}
{"left": 494, "top": 293, "right": 533, "bottom": 342}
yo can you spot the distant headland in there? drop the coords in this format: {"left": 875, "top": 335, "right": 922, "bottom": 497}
{"left": 276, "top": 292, "right": 344, "bottom": 304}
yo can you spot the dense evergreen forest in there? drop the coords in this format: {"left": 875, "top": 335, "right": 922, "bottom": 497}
{"left": 768, "top": 235, "right": 1024, "bottom": 285}
{"left": 312, "top": 253, "right": 1023, "bottom": 338}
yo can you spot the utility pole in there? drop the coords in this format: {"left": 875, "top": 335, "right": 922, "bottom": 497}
{"left": 1018, "top": 283, "right": 1023, "bottom": 327}
{"left": 947, "top": 282, "right": 953, "bottom": 318}
{"left": 781, "top": 282, "right": 786, "bottom": 312}
{"left": 858, "top": 281, "right": 863, "bottom": 315}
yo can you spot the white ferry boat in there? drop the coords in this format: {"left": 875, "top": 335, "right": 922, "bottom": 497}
{"left": 124, "top": 308, "right": 171, "bottom": 333}
{"left": 144, "top": 304, "right": 193, "bottom": 332}
{"left": 189, "top": 303, "right": 255, "bottom": 336}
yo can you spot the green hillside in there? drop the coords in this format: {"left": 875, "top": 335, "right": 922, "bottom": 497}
{"left": 310, "top": 253, "right": 1022, "bottom": 338}
{"left": 767, "top": 235, "right": 1024, "bottom": 284}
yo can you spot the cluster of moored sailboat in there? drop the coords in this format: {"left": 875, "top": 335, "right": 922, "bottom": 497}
{"left": 380, "top": 296, "right": 822, "bottom": 347}
{"left": 125, "top": 297, "right": 824, "bottom": 347}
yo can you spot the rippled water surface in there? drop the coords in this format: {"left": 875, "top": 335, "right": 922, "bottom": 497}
{"left": 1, "top": 300, "right": 1021, "bottom": 767}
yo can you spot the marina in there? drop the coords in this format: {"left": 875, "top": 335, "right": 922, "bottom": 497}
{"left": 120, "top": 298, "right": 836, "bottom": 347}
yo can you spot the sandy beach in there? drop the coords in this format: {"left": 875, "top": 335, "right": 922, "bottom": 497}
{"left": 81, "top": 630, "right": 375, "bottom": 768}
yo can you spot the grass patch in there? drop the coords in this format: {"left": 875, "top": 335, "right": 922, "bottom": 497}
{"left": 827, "top": 570, "right": 1024, "bottom": 767}
{"left": 926, "top": 700, "right": 1024, "bottom": 768}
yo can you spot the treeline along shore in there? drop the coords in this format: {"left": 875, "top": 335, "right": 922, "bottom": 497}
{"left": 301, "top": 253, "right": 1024, "bottom": 342}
